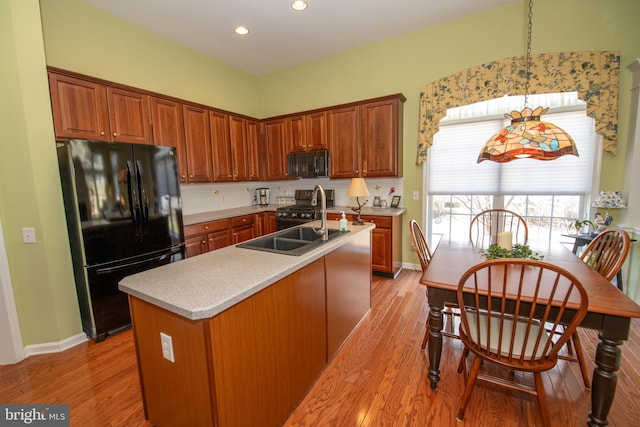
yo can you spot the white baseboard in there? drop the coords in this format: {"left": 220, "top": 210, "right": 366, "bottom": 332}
{"left": 402, "top": 262, "right": 422, "bottom": 272}
{"left": 23, "top": 332, "right": 88, "bottom": 358}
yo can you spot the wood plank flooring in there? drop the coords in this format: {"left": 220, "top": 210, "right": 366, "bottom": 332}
{"left": 2, "top": 269, "right": 639, "bottom": 426}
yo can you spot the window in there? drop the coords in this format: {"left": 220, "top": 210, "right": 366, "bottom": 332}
{"left": 426, "top": 94, "right": 600, "bottom": 249}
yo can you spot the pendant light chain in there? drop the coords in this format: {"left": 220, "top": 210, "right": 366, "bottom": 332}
{"left": 524, "top": 0, "right": 533, "bottom": 109}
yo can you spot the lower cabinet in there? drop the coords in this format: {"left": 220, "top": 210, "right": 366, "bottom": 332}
{"left": 184, "top": 219, "right": 231, "bottom": 257}
{"left": 327, "top": 212, "right": 403, "bottom": 277}
{"left": 231, "top": 214, "right": 255, "bottom": 243}
{"left": 255, "top": 211, "right": 277, "bottom": 235}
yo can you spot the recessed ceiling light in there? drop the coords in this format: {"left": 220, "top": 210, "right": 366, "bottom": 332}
{"left": 291, "top": 1, "right": 308, "bottom": 12}
{"left": 234, "top": 26, "right": 249, "bottom": 35}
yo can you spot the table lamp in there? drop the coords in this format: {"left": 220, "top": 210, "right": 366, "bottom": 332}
{"left": 592, "top": 191, "right": 626, "bottom": 233}
{"left": 347, "top": 178, "right": 369, "bottom": 224}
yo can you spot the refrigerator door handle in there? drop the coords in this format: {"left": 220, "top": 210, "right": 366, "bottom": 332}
{"left": 95, "top": 252, "right": 173, "bottom": 275}
{"left": 126, "top": 160, "right": 139, "bottom": 231}
{"left": 135, "top": 160, "right": 149, "bottom": 227}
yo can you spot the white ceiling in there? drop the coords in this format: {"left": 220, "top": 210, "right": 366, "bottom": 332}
{"left": 82, "top": 0, "right": 517, "bottom": 76}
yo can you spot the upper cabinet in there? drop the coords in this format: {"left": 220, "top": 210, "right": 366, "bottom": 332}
{"left": 183, "top": 104, "right": 213, "bottom": 183}
{"left": 262, "top": 119, "right": 290, "bottom": 180}
{"left": 48, "top": 72, "right": 152, "bottom": 144}
{"left": 150, "top": 97, "right": 188, "bottom": 182}
{"left": 287, "top": 112, "right": 328, "bottom": 153}
{"left": 246, "top": 119, "right": 261, "bottom": 181}
{"left": 214, "top": 114, "right": 253, "bottom": 182}
{"left": 328, "top": 94, "right": 405, "bottom": 178}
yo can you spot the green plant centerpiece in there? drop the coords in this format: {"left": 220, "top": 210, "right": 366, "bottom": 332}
{"left": 480, "top": 243, "right": 544, "bottom": 260}
{"left": 569, "top": 219, "right": 594, "bottom": 235}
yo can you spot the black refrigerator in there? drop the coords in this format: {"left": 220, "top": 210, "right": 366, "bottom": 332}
{"left": 57, "top": 139, "right": 185, "bottom": 341}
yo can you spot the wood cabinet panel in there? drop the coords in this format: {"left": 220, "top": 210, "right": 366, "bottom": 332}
{"left": 106, "top": 87, "right": 152, "bottom": 144}
{"left": 184, "top": 219, "right": 231, "bottom": 257}
{"left": 328, "top": 105, "right": 360, "bottom": 178}
{"left": 209, "top": 111, "right": 232, "bottom": 182}
{"left": 151, "top": 97, "right": 188, "bottom": 182}
{"left": 185, "top": 235, "right": 208, "bottom": 258}
{"left": 208, "top": 229, "right": 233, "bottom": 250}
{"left": 255, "top": 212, "right": 276, "bottom": 236}
{"left": 306, "top": 111, "right": 328, "bottom": 151}
{"left": 262, "top": 119, "right": 290, "bottom": 180}
{"left": 228, "top": 115, "right": 250, "bottom": 181}
{"left": 48, "top": 73, "right": 111, "bottom": 141}
{"left": 183, "top": 105, "right": 213, "bottom": 183}
{"left": 246, "top": 119, "right": 261, "bottom": 180}
{"left": 287, "top": 115, "right": 307, "bottom": 152}
{"left": 360, "top": 98, "right": 403, "bottom": 177}
{"left": 361, "top": 214, "right": 402, "bottom": 277}
{"left": 129, "top": 297, "right": 215, "bottom": 427}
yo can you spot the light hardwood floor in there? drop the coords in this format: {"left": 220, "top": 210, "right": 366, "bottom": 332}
{"left": 2, "top": 269, "right": 639, "bottom": 426}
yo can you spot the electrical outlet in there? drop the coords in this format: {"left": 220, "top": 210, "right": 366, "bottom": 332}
{"left": 160, "top": 332, "right": 175, "bottom": 362}
{"left": 412, "top": 191, "right": 420, "bottom": 201}
{"left": 22, "top": 227, "right": 36, "bottom": 244}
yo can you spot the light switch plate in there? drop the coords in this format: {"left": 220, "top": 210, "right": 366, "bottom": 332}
{"left": 22, "top": 227, "right": 36, "bottom": 244}
{"left": 412, "top": 191, "right": 419, "bottom": 201}
{"left": 160, "top": 332, "right": 175, "bottom": 362}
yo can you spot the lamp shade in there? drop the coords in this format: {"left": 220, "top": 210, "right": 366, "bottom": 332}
{"left": 478, "top": 106, "right": 579, "bottom": 163}
{"left": 347, "top": 178, "right": 369, "bottom": 197}
{"left": 592, "top": 191, "right": 627, "bottom": 209}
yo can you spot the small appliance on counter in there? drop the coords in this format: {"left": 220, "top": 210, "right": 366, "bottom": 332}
{"left": 256, "top": 187, "right": 270, "bottom": 205}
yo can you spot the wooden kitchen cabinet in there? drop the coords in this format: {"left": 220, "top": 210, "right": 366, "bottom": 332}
{"left": 328, "top": 94, "right": 405, "bottom": 178}
{"left": 287, "top": 115, "right": 307, "bottom": 153}
{"left": 262, "top": 119, "right": 290, "bottom": 180}
{"left": 255, "top": 211, "right": 276, "bottom": 236}
{"left": 151, "top": 97, "right": 188, "bottom": 182}
{"left": 183, "top": 104, "right": 213, "bottom": 183}
{"left": 184, "top": 219, "right": 231, "bottom": 257}
{"left": 216, "top": 114, "right": 250, "bottom": 182}
{"left": 48, "top": 72, "right": 153, "bottom": 144}
{"left": 327, "top": 105, "right": 360, "bottom": 178}
{"left": 246, "top": 119, "right": 261, "bottom": 180}
{"left": 306, "top": 111, "right": 328, "bottom": 151}
{"left": 231, "top": 214, "right": 255, "bottom": 243}
{"left": 48, "top": 72, "right": 111, "bottom": 141}
{"left": 361, "top": 214, "right": 403, "bottom": 277}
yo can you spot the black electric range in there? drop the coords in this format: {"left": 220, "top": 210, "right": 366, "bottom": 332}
{"left": 275, "top": 189, "right": 334, "bottom": 230}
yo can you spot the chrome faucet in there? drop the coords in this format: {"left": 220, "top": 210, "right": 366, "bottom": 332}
{"left": 311, "top": 184, "right": 328, "bottom": 240}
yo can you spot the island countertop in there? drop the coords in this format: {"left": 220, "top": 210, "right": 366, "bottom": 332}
{"left": 119, "top": 220, "right": 374, "bottom": 320}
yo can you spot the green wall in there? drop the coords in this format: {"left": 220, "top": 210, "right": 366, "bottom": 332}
{"left": 2, "top": 0, "right": 639, "bottom": 346}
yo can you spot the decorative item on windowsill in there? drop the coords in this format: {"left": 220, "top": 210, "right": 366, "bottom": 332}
{"left": 477, "top": 0, "right": 579, "bottom": 163}
{"left": 569, "top": 219, "right": 595, "bottom": 235}
{"left": 347, "top": 177, "right": 369, "bottom": 225}
{"left": 592, "top": 191, "right": 626, "bottom": 233}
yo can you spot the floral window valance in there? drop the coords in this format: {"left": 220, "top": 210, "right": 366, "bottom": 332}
{"left": 416, "top": 51, "right": 620, "bottom": 164}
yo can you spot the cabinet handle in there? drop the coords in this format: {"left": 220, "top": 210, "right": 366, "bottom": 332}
{"left": 100, "top": 131, "right": 105, "bottom": 136}
{"left": 201, "top": 240, "right": 206, "bottom": 244}
{"left": 113, "top": 133, "right": 117, "bottom": 137}
{"left": 204, "top": 226, "right": 209, "bottom": 230}
{"left": 190, "top": 174, "right": 194, "bottom": 178}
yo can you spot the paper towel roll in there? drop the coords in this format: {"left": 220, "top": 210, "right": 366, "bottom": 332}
{"left": 497, "top": 231, "right": 513, "bottom": 250}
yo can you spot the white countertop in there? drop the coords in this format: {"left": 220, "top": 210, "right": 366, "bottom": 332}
{"left": 183, "top": 205, "right": 405, "bottom": 226}
{"left": 119, "top": 220, "right": 375, "bottom": 320}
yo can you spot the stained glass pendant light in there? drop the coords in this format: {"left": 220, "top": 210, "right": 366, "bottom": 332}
{"left": 478, "top": 0, "right": 579, "bottom": 163}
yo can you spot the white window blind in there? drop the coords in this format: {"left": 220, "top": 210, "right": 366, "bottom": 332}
{"left": 429, "top": 110, "right": 596, "bottom": 195}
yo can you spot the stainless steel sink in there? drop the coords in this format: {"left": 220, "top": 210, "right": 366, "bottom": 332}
{"left": 237, "top": 226, "right": 345, "bottom": 256}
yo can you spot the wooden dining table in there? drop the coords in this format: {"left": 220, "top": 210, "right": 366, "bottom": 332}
{"left": 420, "top": 240, "right": 640, "bottom": 427}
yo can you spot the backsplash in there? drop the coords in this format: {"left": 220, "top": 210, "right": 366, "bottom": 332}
{"left": 180, "top": 177, "right": 403, "bottom": 215}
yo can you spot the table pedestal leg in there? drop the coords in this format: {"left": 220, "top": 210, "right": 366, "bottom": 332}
{"left": 427, "top": 305, "right": 443, "bottom": 390}
{"left": 588, "top": 333, "right": 622, "bottom": 426}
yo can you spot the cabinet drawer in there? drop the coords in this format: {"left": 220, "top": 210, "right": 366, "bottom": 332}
{"left": 360, "top": 215, "right": 392, "bottom": 229}
{"left": 184, "top": 219, "right": 230, "bottom": 237}
{"left": 327, "top": 212, "right": 355, "bottom": 221}
{"left": 231, "top": 214, "right": 255, "bottom": 228}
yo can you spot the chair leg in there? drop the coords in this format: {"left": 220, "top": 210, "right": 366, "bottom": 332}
{"left": 571, "top": 330, "right": 591, "bottom": 389}
{"left": 533, "top": 372, "right": 550, "bottom": 427}
{"left": 457, "top": 348, "right": 469, "bottom": 374}
{"left": 456, "top": 355, "right": 482, "bottom": 421}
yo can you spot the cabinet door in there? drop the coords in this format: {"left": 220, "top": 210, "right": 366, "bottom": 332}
{"left": 210, "top": 111, "right": 233, "bottom": 182}
{"left": 208, "top": 229, "right": 232, "bottom": 251}
{"left": 106, "top": 87, "right": 153, "bottom": 144}
{"left": 48, "top": 73, "right": 110, "bottom": 141}
{"left": 360, "top": 98, "right": 402, "bottom": 177}
{"left": 262, "top": 119, "right": 289, "bottom": 180}
{"left": 246, "top": 119, "right": 261, "bottom": 181}
{"left": 287, "top": 115, "right": 307, "bottom": 152}
{"left": 151, "top": 97, "right": 188, "bottom": 182}
{"left": 185, "top": 235, "right": 208, "bottom": 258}
{"left": 370, "top": 228, "right": 392, "bottom": 273}
{"left": 228, "top": 115, "right": 250, "bottom": 181}
{"left": 183, "top": 105, "right": 213, "bottom": 182}
{"left": 328, "top": 105, "right": 360, "bottom": 178}
{"left": 306, "top": 111, "right": 328, "bottom": 151}
{"left": 233, "top": 225, "right": 255, "bottom": 244}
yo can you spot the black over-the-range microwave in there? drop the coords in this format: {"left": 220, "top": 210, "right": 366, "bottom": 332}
{"left": 287, "top": 150, "right": 329, "bottom": 178}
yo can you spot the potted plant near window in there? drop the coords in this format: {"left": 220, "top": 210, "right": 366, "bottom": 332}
{"left": 569, "top": 219, "right": 595, "bottom": 235}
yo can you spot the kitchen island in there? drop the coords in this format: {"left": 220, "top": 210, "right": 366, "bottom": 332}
{"left": 119, "top": 220, "right": 374, "bottom": 427}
